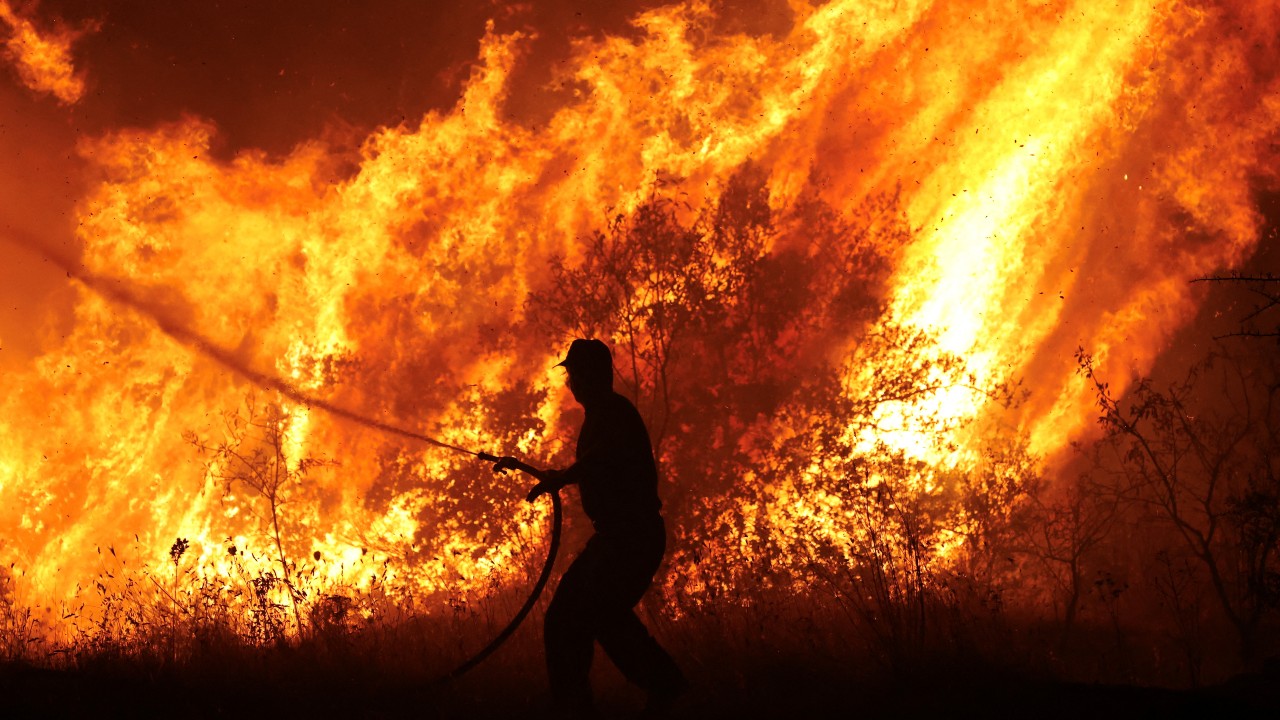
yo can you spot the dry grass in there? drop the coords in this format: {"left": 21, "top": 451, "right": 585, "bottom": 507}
{"left": 3, "top": 545, "right": 1277, "bottom": 719}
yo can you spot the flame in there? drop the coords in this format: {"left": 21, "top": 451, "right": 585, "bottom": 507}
{"left": 1, "top": 0, "right": 1278, "bottom": 639}
{"left": 0, "top": 1, "right": 83, "bottom": 104}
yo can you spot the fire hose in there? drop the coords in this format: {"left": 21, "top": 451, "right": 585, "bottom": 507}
{"left": 246, "top": 422, "right": 565, "bottom": 680}
{"left": 442, "top": 455, "right": 563, "bottom": 681}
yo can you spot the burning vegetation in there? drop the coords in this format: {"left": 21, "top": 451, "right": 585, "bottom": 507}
{"left": 1, "top": 0, "right": 1279, "bottom": 715}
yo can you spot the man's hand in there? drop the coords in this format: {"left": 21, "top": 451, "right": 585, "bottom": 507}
{"left": 491, "top": 456, "right": 526, "bottom": 475}
{"left": 491, "top": 457, "right": 562, "bottom": 500}
{"left": 492, "top": 455, "right": 548, "bottom": 479}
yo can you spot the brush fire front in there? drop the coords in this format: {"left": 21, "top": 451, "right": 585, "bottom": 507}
{"left": 1, "top": 0, "right": 1279, "bottom": 713}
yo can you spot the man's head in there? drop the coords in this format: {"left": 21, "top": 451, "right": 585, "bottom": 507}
{"left": 556, "top": 339, "right": 613, "bottom": 402}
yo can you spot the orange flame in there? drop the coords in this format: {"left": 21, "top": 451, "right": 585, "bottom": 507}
{"left": 0, "top": 1, "right": 83, "bottom": 104}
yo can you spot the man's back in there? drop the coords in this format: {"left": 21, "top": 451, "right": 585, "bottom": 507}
{"left": 573, "top": 391, "right": 662, "bottom": 530}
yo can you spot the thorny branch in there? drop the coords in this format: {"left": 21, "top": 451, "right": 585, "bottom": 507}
{"left": 1191, "top": 274, "right": 1279, "bottom": 340}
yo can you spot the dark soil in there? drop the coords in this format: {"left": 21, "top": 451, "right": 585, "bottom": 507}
{"left": 3, "top": 657, "right": 1277, "bottom": 719}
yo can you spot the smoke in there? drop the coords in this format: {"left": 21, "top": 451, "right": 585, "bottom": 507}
{"left": 0, "top": 86, "right": 82, "bottom": 370}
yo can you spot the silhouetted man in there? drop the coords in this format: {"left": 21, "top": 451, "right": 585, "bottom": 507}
{"left": 494, "top": 339, "right": 686, "bottom": 718}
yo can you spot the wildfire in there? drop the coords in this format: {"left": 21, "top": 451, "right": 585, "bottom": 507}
{"left": 0, "top": 0, "right": 1277, "bottom": 645}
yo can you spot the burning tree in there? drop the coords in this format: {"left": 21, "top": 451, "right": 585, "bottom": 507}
{"left": 186, "top": 394, "right": 332, "bottom": 637}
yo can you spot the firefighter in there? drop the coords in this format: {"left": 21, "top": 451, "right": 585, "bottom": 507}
{"left": 494, "top": 339, "right": 687, "bottom": 717}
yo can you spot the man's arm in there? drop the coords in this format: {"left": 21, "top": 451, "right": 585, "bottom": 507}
{"left": 491, "top": 456, "right": 566, "bottom": 502}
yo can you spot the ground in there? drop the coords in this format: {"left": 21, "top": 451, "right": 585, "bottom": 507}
{"left": 3, "top": 657, "right": 1277, "bottom": 719}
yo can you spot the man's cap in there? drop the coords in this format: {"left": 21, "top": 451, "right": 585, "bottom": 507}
{"left": 555, "top": 338, "right": 613, "bottom": 374}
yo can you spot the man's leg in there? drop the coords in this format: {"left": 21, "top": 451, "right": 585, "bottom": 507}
{"left": 596, "top": 608, "right": 686, "bottom": 698}
{"left": 594, "top": 521, "right": 687, "bottom": 710}
{"left": 544, "top": 543, "right": 602, "bottom": 715}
